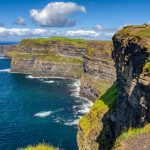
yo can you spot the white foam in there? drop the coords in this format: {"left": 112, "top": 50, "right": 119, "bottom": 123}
{"left": 77, "top": 101, "right": 93, "bottom": 114}
{"left": 70, "top": 79, "right": 81, "bottom": 98}
{"left": 43, "top": 80, "right": 55, "bottom": 83}
{"left": 33, "top": 111, "right": 52, "bottom": 118}
{"left": 0, "top": 69, "right": 10, "bottom": 72}
{"left": 64, "top": 119, "right": 79, "bottom": 126}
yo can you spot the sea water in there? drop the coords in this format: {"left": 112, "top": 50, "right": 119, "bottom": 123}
{"left": 0, "top": 57, "right": 92, "bottom": 150}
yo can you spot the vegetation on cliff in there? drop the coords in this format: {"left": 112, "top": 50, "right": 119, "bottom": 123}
{"left": 20, "top": 37, "right": 87, "bottom": 48}
{"left": 6, "top": 51, "right": 83, "bottom": 64}
{"left": 84, "top": 41, "right": 113, "bottom": 61}
{"left": 113, "top": 124, "right": 150, "bottom": 149}
{"left": 143, "top": 61, "right": 150, "bottom": 74}
{"left": 18, "top": 143, "right": 59, "bottom": 150}
{"left": 79, "top": 83, "right": 118, "bottom": 136}
{"left": 116, "top": 25, "right": 150, "bottom": 37}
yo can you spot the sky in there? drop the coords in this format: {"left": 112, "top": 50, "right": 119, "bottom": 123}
{"left": 0, "top": 0, "right": 150, "bottom": 41}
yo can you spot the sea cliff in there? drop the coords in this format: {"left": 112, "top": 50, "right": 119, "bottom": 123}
{"left": 78, "top": 25, "right": 150, "bottom": 150}
{"left": 3, "top": 28, "right": 150, "bottom": 150}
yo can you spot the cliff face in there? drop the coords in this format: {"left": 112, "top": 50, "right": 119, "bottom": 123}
{"left": 11, "top": 57, "right": 83, "bottom": 78}
{"left": 110, "top": 25, "right": 150, "bottom": 139}
{"left": 80, "top": 41, "right": 116, "bottom": 101}
{"left": 0, "top": 45, "right": 16, "bottom": 56}
{"left": 19, "top": 37, "right": 87, "bottom": 57}
{"left": 78, "top": 41, "right": 117, "bottom": 149}
{"left": 78, "top": 25, "right": 150, "bottom": 150}
{"left": 9, "top": 38, "right": 116, "bottom": 81}
{"left": 8, "top": 37, "right": 86, "bottom": 79}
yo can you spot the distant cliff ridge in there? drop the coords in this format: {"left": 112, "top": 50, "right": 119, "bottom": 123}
{"left": 6, "top": 37, "right": 116, "bottom": 81}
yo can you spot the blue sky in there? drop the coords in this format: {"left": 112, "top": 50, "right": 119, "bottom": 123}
{"left": 0, "top": 0, "right": 150, "bottom": 41}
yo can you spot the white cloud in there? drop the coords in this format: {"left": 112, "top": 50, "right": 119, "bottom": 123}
{"left": 0, "top": 27, "right": 48, "bottom": 37}
{"left": 104, "top": 32, "right": 115, "bottom": 38}
{"left": 14, "top": 17, "right": 26, "bottom": 25}
{"left": 94, "top": 24, "right": 103, "bottom": 31}
{"left": 66, "top": 30, "right": 100, "bottom": 38}
{"left": 30, "top": 2, "right": 86, "bottom": 27}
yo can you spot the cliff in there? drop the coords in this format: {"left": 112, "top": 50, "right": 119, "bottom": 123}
{"left": 78, "top": 25, "right": 150, "bottom": 150}
{"left": 0, "top": 45, "right": 16, "bottom": 56}
{"left": 80, "top": 41, "right": 116, "bottom": 101}
{"left": 7, "top": 37, "right": 86, "bottom": 79}
{"left": 8, "top": 37, "right": 115, "bottom": 80}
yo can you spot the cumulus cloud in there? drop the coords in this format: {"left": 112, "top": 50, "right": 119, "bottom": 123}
{"left": 66, "top": 30, "right": 100, "bottom": 38}
{"left": 30, "top": 2, "right": 86, "bottom": 27}
{"left": 14, "top": 17, "right": 26, "bottom": 25}
{"left": 94, "top": 24, "right": 103, "bottom": 31}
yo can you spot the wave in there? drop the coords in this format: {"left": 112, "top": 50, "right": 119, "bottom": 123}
{"left": 64, "top": 119, "right": 79, "bottom": 126}
{"left": 69, "top": 79, "right": 81, "bottom": 98}
{"left": 43, "top": 80, "right": 55, "bottom": 83}
{"left": 33, "top": 111, "right": 52, "bottom": 118}
{"left": 0, "top": 69, "right": 10, "bottom": 72}
{"left": 77, "top": 101, "right": 93, "bottom": 114}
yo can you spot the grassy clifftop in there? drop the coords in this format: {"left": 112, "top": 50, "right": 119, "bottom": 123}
{"left": 115, "top": 25, "right": 150, "bottom": 38}
{"left": 20, "top": 37, "right": 87, "bottom": 48}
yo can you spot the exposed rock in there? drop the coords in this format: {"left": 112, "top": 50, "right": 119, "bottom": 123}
{"left": 0, "top": 45, "right": 16, "bottom": 56}
{"left": 80, "top": 41, "right": 116, "bottom": 101}
{"left": 11, "top": 57, "right": 83, "bottom": 78}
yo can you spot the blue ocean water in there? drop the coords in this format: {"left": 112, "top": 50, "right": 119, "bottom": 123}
{"left": 0, "top": 57, "right": 92, "bottom": 150}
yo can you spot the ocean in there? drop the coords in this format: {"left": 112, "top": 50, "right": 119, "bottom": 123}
{"left": 0, "top": 56, "right": 92, "bottom": 150}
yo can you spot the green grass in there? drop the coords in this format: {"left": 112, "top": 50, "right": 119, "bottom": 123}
{"left": 17, "top": 143, "right": 59, "bottom": 150}
{"left": 6, "top": 51, "right": 83, "bottom": 64}
{"left": 20, "top": 37, "right": 87, "bottom": 48}
{"left": 113, "top": 124, "right": 150, "bottom": 149}
{"left": 38, "top": 54, "right": 83, "bottom": 64}
{"left": 116, "top": 25, "right": 150, "bottom": 38}
{"left": 143, "top": 61, "right": 150, "bottom": 74}
{"left": 79, "top": 83, "right": 118, "bottom": 135}
{"left": 6, "top": 51, "right": 33, "bottom": 59}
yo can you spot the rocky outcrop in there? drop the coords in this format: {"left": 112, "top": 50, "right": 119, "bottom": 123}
{"left": 78, "top": 25, "right": 150, "bottom": 150}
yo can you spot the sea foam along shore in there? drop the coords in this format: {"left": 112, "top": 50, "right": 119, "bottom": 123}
{"left": 0, "top": 69, "right": 10, "bottom": 72}
{"left": 26, "top": 75, "right": 93, "bottom": 126}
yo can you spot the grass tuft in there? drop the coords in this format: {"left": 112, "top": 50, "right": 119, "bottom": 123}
{"left": 113, "top": 124, "right": 150, "bottom": 149}
{"left": 18, "top": 143, "right": 59, "bottom": 150}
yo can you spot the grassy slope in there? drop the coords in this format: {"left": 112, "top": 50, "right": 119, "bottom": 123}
{"left": 79, "top": 83, "right": 118, "bottom": 135}
{"left": 18, "top": 143, "right": 59, "bottom": 150}
{"left": 113, "top": 124, "right": 150, "bottom": 149}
